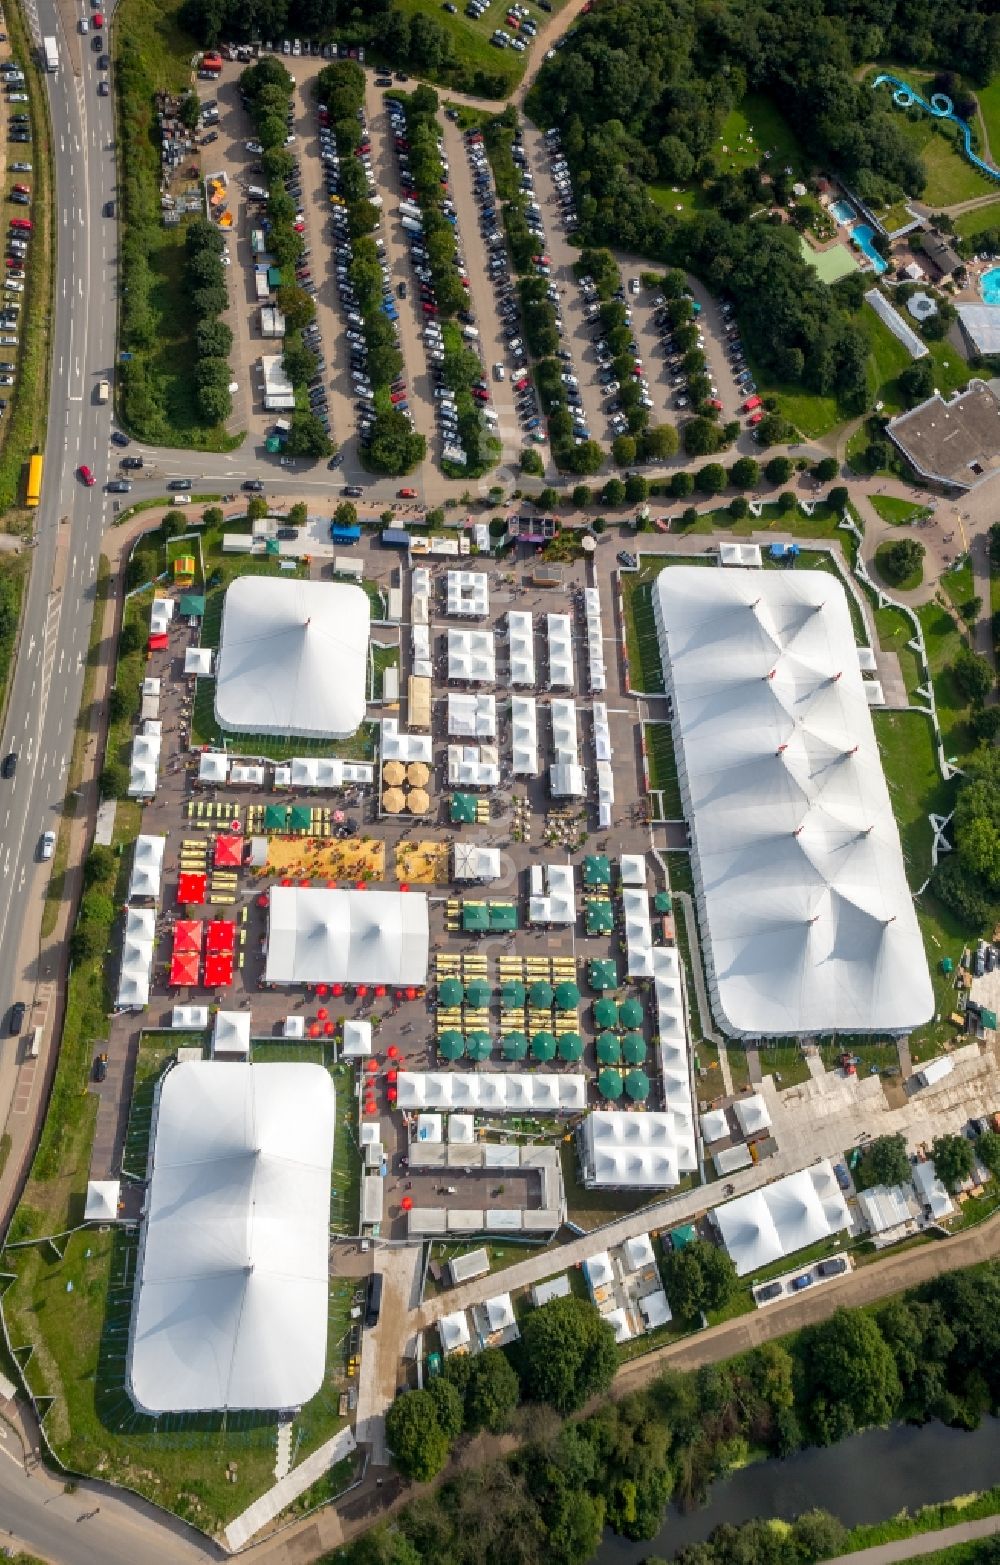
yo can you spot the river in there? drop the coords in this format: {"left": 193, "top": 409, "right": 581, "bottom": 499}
{"left": 597, "top": 1417, "right": 1000, "bottom": 1563}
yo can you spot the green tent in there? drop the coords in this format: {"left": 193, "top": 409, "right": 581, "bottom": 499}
{"left": 289, "top": 805, "right": 312, "bottom": 832}
{"left": 588, "top": 958, "right": 618, "bottom": 992}
{"left": 466, "top": 1031, "right": 492, "bottom": 1061}
{"left": 462, "top": 904, "right": 490, "bottom": 933}
{"left": 501, "top": 1031, "right": 528, "bottom": 1060}
{"left": 438, "top": 977, "right": 464, "bottom": 1008}
{"left": 654, "top": 891, "right": 673, "bottom": 914}
{"left": 557, "top": 1031, "right": 584, "bottom": 1062}
{"left": 465, "top": 979, "right": 492, "bottom": 1008}
{"left": 585, "top": 900, "right": 614, "bottom": 936}
{"left": 625, "top": 1068, "right": 650, "bottom": 1101}
{"left": 438, "top": 1030, "right": 465, "bottom": 1060}
{"left": 554, "top": 980, "right": 580, "bottom": 1011}
{"left": 582, "top": 854, "right": 611, "bottom": 887}
{"left": 530, "top": 1031, "right": 557, "bottom": 1061}
{"left": 500, "top": 979, "right": 526, "bottom": 1010}
{"left": 264, "top": 804, "right": 288, "bottom": 831}
{"left": 179, "top": 593, "right": 205, "bottom": 618}
{"left": 529, "top": 980, "right": 554, "bottom": 1009}
{"left": 621, "top": 1031, "right": 646, "bottom": 1065}
{"left": 619, "top": 997, "right": 644, "bottom": 1029}
{"left": 450, "top": 793, "right": 477, "bottom": 824}
{"left": 593, "top": 996, "right": 618, "bottom": 1030}
{"left": 670, "top": 1223, "right": 696, "bottom": 1250}
{"left": 598, "top": 1068, "right": 624, "bottom": 1100}
{"left": 489, "top": 903, "right": 518, "bottom": 931}
{"left": 596, "top": 1032, "right": 621, "bottom": 1065}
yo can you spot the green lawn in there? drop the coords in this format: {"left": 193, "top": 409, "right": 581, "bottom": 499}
{"left": 329, "top": 1063, "right": 363, "bottom": 1235}
{"left": 975, "top": 73, "right": 1000, "bottom": 164}
{"left": 916, "top": 600, "right": 976, "bottom": 764}
{"left": 941, "top": 559, "right": 978, "bottom": 622}
{"left": 860, "top": 303, "right": 915, "bottom": 413}
{"left": 654, "top": 92, "right": 806, "bottom": 220}
{"left": 888, "top": 109, "right": 997, "bottom": 205}
{"left": 870, "top": 495, "right": 930, "bottom": 525}
{"left": 926, "top": 339, "right": 973, "bottom": 399}
{"left": 954, "top": 197, "right": 1000, "bottom": 240}
{"left": 818, "top": 1040, "right": 900, "bottom": 1075}
{"left": 390, "top": 0, "right": 563, "bottom": 97}
{"left": 559, "top": 1142, "right": 666, "bottom": 1230}
{"left": 621, "top": 568, "right": 667, "bottom": 694}
{"left": 874, "top": 603, "right": 922, "bottom": 697}
{"left": 873, "top": 709, "right": 953, "bottom": 888}
{"left": 644, "top": 722, "right": 682, "bottom": 816}
{"left": 757, "top": 1043, "right": 811, "bottom": 1089}
{"left": 121, "top": 1035, "right": 202, "bottom": 1180}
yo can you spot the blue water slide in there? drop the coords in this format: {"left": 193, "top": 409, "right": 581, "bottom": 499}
{"left": 872, "top": 73, "right": 1000, "bottom": 183}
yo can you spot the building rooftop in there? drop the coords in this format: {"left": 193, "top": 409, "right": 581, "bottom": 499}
{"left": 885, "top": 382, "right": 1000, "bottom": 491}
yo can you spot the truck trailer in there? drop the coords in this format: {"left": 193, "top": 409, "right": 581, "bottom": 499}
{"left": 43, "top": 35, "right": 58, "bottom": 70}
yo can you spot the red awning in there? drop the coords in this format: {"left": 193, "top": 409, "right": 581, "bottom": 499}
{"left": 177, "top": 872, "right": 207, "bottom": 905}
{"left": 169, "top": 951, "right": 200, "bottom": 986}
{"left": 203, "top": 950, "right": 233, "bottom": 987}
{"left": 206, "top": 920, "right": 235, "bottom": 954}
{"left": 173, "top": 920, "right": 203, "bottom": 953}
{"left": 213, "top": 834, "right": 243, "bottom": 868}
{"left": 147, "top": 633, "right": 169, "bottom": 652}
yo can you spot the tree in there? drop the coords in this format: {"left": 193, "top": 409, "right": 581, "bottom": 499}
{"left": 730, "top": 456, "right": 760, "bottom": 489}
{"left": 670, "top": 470, "right": 694, "bottom": 499}
{"left": 282, "top": 339, "right": 318, "bottom": 388}
{"left": 878, "top": 537, "right": 924, "bottom": 586}
{"left": 954, "top": 645, "right": 994, "bottom": 707}
{"left": 288, "top": 502, "right": 307, "bottom": 528}
{"left": 275, "top": 285, "right": 316, "bottom": 332}
{"left": 99, "top": 761, "right": 129, "bottom": 799}
{"left": 83, "top": 845, "right": 116, "bottom": 888}
{"left": 799, "top": 1308, "right": 901, "bottom": 1443}
{"left": 572, "top": 484, "right": 592, "bottom": 507}
{"left": 638, "top": 424, "right": 679, "bottom": 461}
{"left": 977, "top": 1130, "right": 1000, "bottom": 1176}
{"left": 427, "top": 1377, "right": 464, "bottom": 1442}
{"left": 70, "top": 920, "right": 105, "bottom": 962}
{"left": 613, "top": 434, "right": 636, "bottom": 467}
{"left": 201, "top": 507, "right": 223, "bottom": 530}
{"left": 931, "top": 1133, "right": 976, "bottom": 1191}
{"left": 624, "top": 474, "right": 648, "bottom": 503}
{"left": 683, "top": 416, "right": 720, "bottom": 457}
{"left": 536, "top": 487, "right": 558, "bottom": 510}
{"left": 335, "top": 501, "right": 358, "bottom": 529}
{"left": 756, "top": 412, "right": 791, "bottom": 446}
{"left": 118, "top": 621, "right": 144, "bottom": 657}
{"left": 519, "top": 1296, "right": 617, "bottom": 1414}
{"left": 828, "top": 486, "right": 849, "bottom": 512}
{"left": 286, "top": 411, "right": 334, "bottom": 460}
{"left": 463, "top": 1348, "right": 520, "bottom": 1433}
{"left": 521, "top": 448, "right": 543, "bottom": 477}
{"left": 384, "top": 1390, "right": 452, "bottom": 1481}
{"left": 813, "top": 456, "right": 839, "bottom": 482}
{"left": 729, "top": 496, "right": 749, "bottom": 519}
{"left": 197, "top": 380, "right": 231, "bottom": 424}
{"left": 860, "top": 1133, "right": 910, "bottom": 1189}
{"left": 695, "top": 463, "right": 726, "bottom": 495}
{"left": 899, "top": 357, "right": 935, "bottom": 406}
{"left": 661, "top": 1240, "right": 737, "bottom": 1320}
{"left": 972, "top": 707, "right": 1000, "bottom": 742}
{"left": 247, "top": 496, "right": 269, "bottom": 523}
{"left": 764, "top": 455, "right": 792, "bottom": 485}
{"left": 192, "top": 285, "right": 228, "bottom": 320}
{"left": 778, "top": 490, "right": 797, "bottom": 514}
{"left": 601, "top": 478, "right": 626, "bottom": 507}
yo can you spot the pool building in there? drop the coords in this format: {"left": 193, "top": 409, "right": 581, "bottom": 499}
{"left": 886, "top": 382, "right": 1000, "bottom": 492}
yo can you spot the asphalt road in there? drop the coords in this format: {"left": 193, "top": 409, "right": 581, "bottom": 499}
{"left": 0, "top": 5, "right": 118, "bottom": 1121}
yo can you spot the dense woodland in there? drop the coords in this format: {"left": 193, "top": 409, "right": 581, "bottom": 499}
{"left": 331, "top": 1264, "right": 1000, "bottom": 1565}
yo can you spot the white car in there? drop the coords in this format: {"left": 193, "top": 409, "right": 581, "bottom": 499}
{"left": 492, "top": 362, "right": 505, "bottom": 381}
{"left": 41, "top": 830, "right": 55, "bottom": 860}
{"left": 79, "top": 16, "right": 88, "bottom": 30}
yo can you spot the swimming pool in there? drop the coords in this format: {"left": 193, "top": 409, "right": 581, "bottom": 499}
{"left": 981, "top": 265, "right": 1000, "bottom": 305}
{"left": 830, "top": 199, "right": 855, "bottom": 224}
{"left": 851, "top": 223, "right": 887, "bottom": 274}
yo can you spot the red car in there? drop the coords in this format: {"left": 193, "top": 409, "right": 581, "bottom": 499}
{"left": 471, "top": 388, "right": 489, "bottom": 402}
{"left": 422, "top": 302, "right": 438, "bottom": 315}
{"left": 78, "top": 464, "right": 95, "bottom": 486}
{"left": 744, "top": 394, "right": 763, "bottom": 412}
{"left": 93, "top": 10, "right": 104, "bottom": 23}
{"left": 531, "top": 254, "right": 551, "bottom": 265}
{"left": 11, "top": 184, "right": 29, "bottom": 195}
{"left": 390, "top": 391, "right": 407, "bottom": 405}
{"left": 513, "top": 376, "right": 529, "bottom": 392}
{"left": 707, "top": 398, "right": 723, "bottom": 410}
{"left": 748, "top": 410, "right": 764, "bottom": 425}
{"left": 10, "top": 218, "right": 31, "bottom": 231}
{"left": 397, "top": 487, "right": 417, "bottom": 499}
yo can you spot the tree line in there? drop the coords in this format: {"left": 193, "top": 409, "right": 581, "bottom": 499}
{"left": 335, "top": 1261, "right": 1000, "bottom": 1565}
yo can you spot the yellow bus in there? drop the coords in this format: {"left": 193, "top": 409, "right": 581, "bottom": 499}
{"left": 26, "top": 453, "right": 43, "bottom": 508}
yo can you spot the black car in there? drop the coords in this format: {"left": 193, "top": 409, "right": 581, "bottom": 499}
{"left": 817, "top": 1257, "right": 848, "bottom": 1278}
{"left": 276, "top": 526, "right": 297, "bottom": 540}
{"left": 168, "top": 478, "right": 192, "bottom": 490}
{"left": 8, "top": 1000, "right": 24, "bottom": 1035}
{"left": 2, "top": 750, "right": 15, "bottom": 778}
{"left": 243, "top": 478, "right": 263, "bottom": 492}
{"left": 617, "top": 550, "right": 638, "bottom": 568}
{"left": 328, "top": 452, "right": 343, "bottom": 469}
{"left": 106, "top": 479, "right": 131, "bottom": 493}
{"left": 93, "top": 1052, "right": 108, "bottom": 1082}
{"left": 757, "top": 1281, "right": 782, "bottom": 1301}
{"left": 121, "top": 455, "right": 143, "bottom": 469}
{"left": 342, "top": 485, "right": 362, "bottom": 497}
{"left": 111, "top": 429, "right": 129, "bottom": 446}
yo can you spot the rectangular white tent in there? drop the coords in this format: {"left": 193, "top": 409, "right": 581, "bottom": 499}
{"left": 578, "top": 1110, "right": 697, "bottom": 1190}
{"left": 448, "top": 692, "right": 496, "bottom": 738}
{"left": 447, "top": 744, "right": 500, "bottom": 788}
{"left": 128, "top": 731, "right": 161, "bottom": 798}
{"left": 213, "top": 1010, "right": 251, "bottom": 1058}
{"left": 265, "top": 887, "right": 429, "bottom": 986}
{"left": 448, "top": 628, "right": 496, "bottom": 684}
{"left": 712, "top": 1160, "right": 851, "bottom": 1275}
{"left": 454, "top": 844, "right": 501, "bottom": 881}
{"left": 129, "top": 835, "right": 165, "bottom": 902}
{"left": 397, "top": 1072, "right": 586, "bottom": 1113}
{"left": 171, "top": 1005, "right": 209, "bottom": 1030}
{"left": 508, "top": 610, "right": 536, "bottom": 686}
{"left": 185, "top": 646, "right": 214, "bottom": 677}
{"left": 128, "top": 1062, "right": 335, "bottom": 1412}
{"left": 199, "top": 752, "right": 229, "bottom": 784}
{"left": 733, "top": 1092, "right": 772, "bottom": 1137}
{"left": 117, "top": 906, "right": 155, "bottom": 1009}
{"left": 511, "top": 696, "right": 539, "bottom": 776}
{"left": 342, "top": 1018, "right": 373, "bottom": 1056}
{"left": 85, "top": 1180, "right": 121, "bottom": 1222}
{"left": 583, "top": 588, "right": 606, "bottom": 691}
{"left": 550, "top": 762, "right": 586, "bottom": 798}
{"left": 653, "top": 567, "right": 933, "bottom": 1036}
{"left": 446, "top": 570, "right": 489, "bottom": 618}
{"left": 593, "top": 703, "right": 613, "bottom": 764}
{"left": 623, "top": 888, "right": 654, "bottom": 979}
{"left": 546, "top": 613, "right": 575, "bottom": 689}
{"left": 289, "top": 757, "right": 373, "bottom": 789}
{"left": 381, "top": 719, "right": 433, "bottom": 764}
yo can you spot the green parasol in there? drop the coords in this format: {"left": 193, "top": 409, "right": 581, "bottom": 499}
{"left": 621, "top": 1031, "right": 646, "bottom": 1065}
{"left": 466, "top": 1031, "right": 492, "bottom": 1061}
{"left": 500, "top": 979, "right": 526, "bottom": 1010}
{"left": 593, "top": 996, "right": 618, "bottom": 1030}
{"left": 596, "top": 1032, "right": 621, "bottom": 1065}
{"left": 438, "top": 977, "right": 464, "bottom": 1008}
{"left": 529, "top": 980, "right": 554, "bottom": 1009}
{"left": 557, "top": 1031, "right": 584, "bottom": 1062}
{"left": 598, "top": 1068, "right": 624, "bottom": 1099}
{"left": 619, "top": 997, "right": 644, "bottom": 1029}
{"left": 501, "top": 1031, "right": 528, "bottom": 1060}
{"left": 624, "top": 1068, "right": 650, "bottom": 1101}
{"left": 465, "top": 979, "right": 492, "bottom": 1008}
{"left": 438, "top": 1030, "right": 465, "bottom": 1060}
{"left": 588, "top": 957, "right": 618, "bottom": 991}
{"left": 554, "top": 980, "right": 580, "bottom": 1011}
{"left": 530, "top": 1030, "right": 557, "bottom": 1061}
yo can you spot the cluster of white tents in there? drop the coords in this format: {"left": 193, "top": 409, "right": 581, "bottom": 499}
{"left": 550, "top": 697, "right": 585, "bottom": 798}
{"left": 593, "top": 702, "right": 614, "bottom": 829}
{"left": 528, "top": 862, "right": 575, "bottom": 925}
{"left": 512, "top": 696, "right": 539, "bottom": 777}
{"left": 128, "top": 723, "right": 162, "bottom": 798}
{"left": 711, "top": 1160, "right": 851, "bottom": 1274}
{"left": 118, "top": 906, "right": 156, "bottom": 1010}
{"left": 448, "top": 628, "right": 496, "bottom": 684}
{"left": 447, "top": 744, "right": 499, "bottom": 788}
{"left": 547, "top": 613, "right": 575, "bottom": 689}
{"left": 623, "top": 887, "right": 653, "bottom": 979}
{"left": 446, "top": 570, "right": 489, "bottom": 618}
{"left": 448, "top": 693, "right": 496, "bottom": 739}
{"left": 652, "top": 945, "right": 696, "bottom": 1165}
{"left": 583, "top": 588, "right": 606, "bottom": 692}
{"left": 653, "top": 567, "right": 934, "bottom": 1037}
{"left": 454, "top": 843, "right": 501, "bottom": 881}
{"left": 396, "top": 1072, "right": 587, "bottom": 1112}
{"left": 381, "top": 718, "right": 432, "bottom": 764}
{"left": 579, "top": 1109, "right": 697, "bottom": 1190}
{"left": 129, "top": 834, "right": 165, "bottom": 902}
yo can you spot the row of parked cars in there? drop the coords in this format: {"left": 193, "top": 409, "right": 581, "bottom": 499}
{"left": 330, "top": 98, "right": 410, "bottom": 458}
{"left": 0, "top": 57, "right": 31, "bottom": 418}
{"left": 720, "top": 301, "right": 759, "bottom": 419}
{"left": 541, "top": 127, "right": 578, "bottom": 234}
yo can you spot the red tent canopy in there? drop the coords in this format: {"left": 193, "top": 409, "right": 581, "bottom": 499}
{"left": 332, "top": 983, "right": 344, "bottom": 996}
{"left": 173, "top": 920, "right": 203, "bottom": 953}
{"left": 169, "top": 950, "right": 200, "bottom": 986}
{"left": 213, "top": 834, "right": 243, "bottom": 868}
{"left": 177, "top": 871, "right": 207, "bottom": 905}
{"left": 147, "top": 632, "right": 169, "bottom": 652}
{"left": 323, "top": 1021, "right": 334, "bottom": 1036}
{"left": 206, "top": 920, "right": 235, "bottom": 954}
{"left": 203, "top": 950, "right": 234, "bottom": 987}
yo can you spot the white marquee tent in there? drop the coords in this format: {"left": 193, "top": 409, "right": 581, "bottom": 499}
{"left": 265, "top": 887, "right": 429, "bottom": 986}
{"left": 733, "top": 1093, "right": 772, "bottom": 1138}
{"left": 448, "top": 692, "right": 497, "bottom": 738}
{"left": 508, "top": 610, "right": 536, "bottom": 686}
{"left": 454, "top": 843, "right": 501, "bottom": 881}
{"left": 397, "top": 1072, "right": 586, "bottom": 1113}
{"left": 653, "top": 568, "right": 933, "bottom": 1036}
{"left": 512, "top": 696, "right": 539, "bottom": 777}
{"left": 129, "top": 835, "right": 165, "bottom": 901}
{"left": 448, "top": 628, "right": 496, "bottom": 684}
{"left": 215, "top": 577, "right": 370, "bottom": 739}
{"left": 712, "top": 1160, "right": 851, "bottom": 1275}
{"left": 117, "top": 906, "right": 155, "bottom": 1009}
{"left": 579, "top": 1110, "right": 697, "bottom": 1191}
{"left": 446, "top": 570, "right": 489, "bottom": 618}
{"left": 128, "top": 1061, "right": 335, "bottom": 1412}
{"left": 546, "top": 613, "right": 575, "bottom": 689}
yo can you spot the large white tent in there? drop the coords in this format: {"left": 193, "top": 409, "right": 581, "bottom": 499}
{"left": 128, "top": 834, "right": 165, "bottom": 901}
{"left": 397, "top": 1072, "right": 586, "bottom": 1113}
{"left": 215, "top": 577, "right": 370, "bottom": 739}
{"left": 128, "top": 1061, "right": 335, "bottom": 1413}
{"left": 653, "top": 568, "right": 933, "bottom": 1036}
{"left": 265, "top": 887, "right": 429, "bottom": 986}
{"left": 578, "top": 1110, "right": 697, "bottom": 1190}
{"left": 712, "top": 1161, "right": 851, "bottom": 1275}
{"left": 508, "top": 611, "right": 536, "bottom": 686}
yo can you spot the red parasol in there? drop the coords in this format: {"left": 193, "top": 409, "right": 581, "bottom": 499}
{"left": 355, "top": 881, "right": 367, "bottom": 891}
{"left": 256, "top": 894, "right": 269, "bottom": 908}
{"left": 281, "top": 877, "right": 292, "bottom": 887}
{"left": 387, "top": 1067, "right": 398, "bottom": 1082}
{"left": 387, "top": 1086, "right": 397, "bottom": 1102}
{"left": 323, "top": 1021, "right": 334, "bottom": 1037}
{"left": 309, "top": 1023, "right": 320, "bottom": 1038}
{"left": 299, "top": 878, "right": 310, "bottom": 888}
{"left": 405, "top": 987, "right": 417, "bottom": 1001}
{"left": 387, "top": 1045, "right": 400, "bottom": 1060}
{"left": 401, "top": 1195, "right": 413, "bottom": 1211}
{"left": 399, "top": 882, "right": 409, "bottom": 892}
{"left": 326, "top": 879, "right": 337, "bottom": 889}
{"left": 364, "top": 1058, "right": 378, "bottom": 1074}
{"left": 332, "top": 983, "right": 344, "bottom": 996}
{"left": 375, "top": 985, "right": 386, "bottom": 998}
{"left": 364, "top": 1098, "right": 377, "bottom": 1115}
{"left": 317, "top": 983, "right": 328, "bottom": 997}
{"left": 317, "top": 1007, "right": 328, "bottom": 1021}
